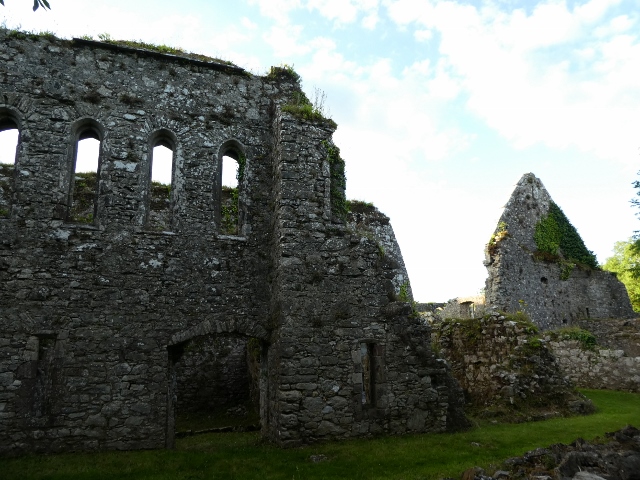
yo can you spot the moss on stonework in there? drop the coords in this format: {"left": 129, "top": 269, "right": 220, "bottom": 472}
{"left": 433, "top": 313, "right": 593, "bottom": 422}
{"left": 323, "top": 141, "right": 347, "bottom": 219}
{"left": 281, "top": 91, "right": 337, "bottom": 128}
{"left": 549, "top": 327, "right": 598, "bottom": 351}
{"left": 487, "top": 221, "right": 509, "bottom": 256}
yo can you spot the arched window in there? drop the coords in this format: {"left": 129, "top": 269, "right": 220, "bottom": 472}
{"left": 218, "top": 141, "right": 245, "bottom": 235}
{"left": 0, "top": 112, "right": 21, "bottom": 218}
{"left": 147, "top": 130, "right": 176, "bottom": 231}
{"left": 68, "top": 122, "right": 103, "bottom": 224}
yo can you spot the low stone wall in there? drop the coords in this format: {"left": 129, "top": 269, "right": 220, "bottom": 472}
{"left": 549, "top": 339, "right": 640, "bottom": 393}
{"left": 575, "top": 317, "right": 640, "bottom": 357}
{"left": 433, "top": 313, "right": 592, "bottom": 419}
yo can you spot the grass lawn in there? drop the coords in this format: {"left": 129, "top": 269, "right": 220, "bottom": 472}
{"left": 1, "top": 389, "right": 639, "bottom": 480}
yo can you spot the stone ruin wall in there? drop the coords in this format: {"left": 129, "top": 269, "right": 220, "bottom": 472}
{"left": 547, "top": 318, "right": 640, "bottom": 393}
{"left": 485, "top": 173, "right": 635, "bottom": 331}
{"left": 0, "top": 30, "right": 468, "bottom": 455}
{"left": 549, "top": 339, "right": 640, "bottom": 393}
{"left": 432, "top": 313, "right": 592, "bottom": 419}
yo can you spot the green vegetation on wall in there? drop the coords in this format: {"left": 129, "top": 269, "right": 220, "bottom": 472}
{"left": 94, "top": 33, "right": 237, "bottom": 66}
{"left": 323, "top": 141, "right": 348, "bottom": 219}
{"left": 266, "top": 64, "right": 301, "bottom": 84}
{"left": 550, "top": 326, "right": 598, "bottom": 350}
{"left": 487, "top": 221, "right": 508, "bottom": 256}
{"left": 281, "top": 91, "right": 337, "bottom": 128}
{"left": 221, "top": 186, "right": 239, "bottom": 235}
{"left": 236, "top": 153, "right": 246, "bottom": 185}
{"left": 69, "top": 171, "right": 97, "bottom": 224}
{"left": 534, "top": 201, "right": 598, "bottom": 269}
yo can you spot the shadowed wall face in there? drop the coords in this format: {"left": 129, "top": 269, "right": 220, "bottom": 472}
{"left": 0, "top": 30, "right": 467, "bottom": 455}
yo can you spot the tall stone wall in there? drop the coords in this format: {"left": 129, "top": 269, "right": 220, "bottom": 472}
{"left": 485, "top": 173, "right": 634, "bottom": 330}
{"left": 0, "top": 30, "right": 467, "bottom": 455}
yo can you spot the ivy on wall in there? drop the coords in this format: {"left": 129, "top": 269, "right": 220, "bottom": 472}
{"left": 534, "top": 201, "right": 598, "bottom": 269}
{"left": 323, "top": 141, "right": 348, "bottom": 219}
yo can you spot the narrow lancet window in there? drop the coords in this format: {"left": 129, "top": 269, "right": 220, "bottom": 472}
{"left": 220, "top": 155, "right": 239, "bottom": 235}
{"left": 0, "top": 125, "right": 19, "bottom": 217}
{"left": 69, "top": 135, "right": 100, "bottom": 224}
{"left": 147, "top": 139, "right": 174, "bottom": 231}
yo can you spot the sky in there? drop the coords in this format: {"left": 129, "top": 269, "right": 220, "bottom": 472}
{"left": 1, "top": 0, "right": 639, "bottom": 302}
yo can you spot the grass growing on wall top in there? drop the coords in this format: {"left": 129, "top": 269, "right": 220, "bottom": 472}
{"left": 549, "top": 326, "right": 598, "bottom": 350}
{"left": 94, "top": 33, "right": 238, "bottom": 66}
{"left": 2, "top": 389, "right": 638, "bottom": 480}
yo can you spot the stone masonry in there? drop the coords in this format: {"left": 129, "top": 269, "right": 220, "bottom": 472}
{"left": 433, "top": 313, "right": 593, "bottom": 420}
{"left": 547, "top": 318, "right": 640, "bottom": 393}
{"left": 485, "top": 173, "right": 634, "bottom": 330}
{"left": 0, "top": 30, "right": 468, "bottom": 455}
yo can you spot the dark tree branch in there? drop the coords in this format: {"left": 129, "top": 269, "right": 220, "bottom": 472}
{"left": 0, "top": 1, "right": 51, "bottom": 10}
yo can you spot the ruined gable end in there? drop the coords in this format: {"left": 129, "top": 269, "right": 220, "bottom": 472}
{"left": 484, "top": 173, "right": 634, "bottom": 330}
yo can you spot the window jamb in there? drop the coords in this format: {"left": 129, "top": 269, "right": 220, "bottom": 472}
{"left": 0, "top": 110, "right": 20, "bottom": 218}
{"left": 146, "top": 129, "right": 177, "bottom": 231}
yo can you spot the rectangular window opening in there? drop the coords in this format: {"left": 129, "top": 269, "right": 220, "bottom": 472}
{"left": 360, "top": 342, "right": 376, "bottom": 406}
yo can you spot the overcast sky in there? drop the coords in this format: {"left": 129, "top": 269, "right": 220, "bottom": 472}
{"left": 1, "top": 0, "right": 639, "bottom": 301}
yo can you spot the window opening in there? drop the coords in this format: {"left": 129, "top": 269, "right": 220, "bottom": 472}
{"left": 33, "top": 336, "right": 56, "bottom": 419}
{"left": 0, "top": 127, "right": 19, "bottom": 217}
{"left": 360, "top": 342, "right": 376, "bottom": 406}
{"left": 148, "top": 143, "right": 174, "bottom": 231}
{"left": 69, "top": 135, "right": 100, "bottom": 224}
{"left": 220, "top": 155, "right": 239, "bottom": 235}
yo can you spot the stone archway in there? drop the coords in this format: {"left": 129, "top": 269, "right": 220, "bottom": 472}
{"left": 165, "top": 320, "right": 270, "bottom": 448}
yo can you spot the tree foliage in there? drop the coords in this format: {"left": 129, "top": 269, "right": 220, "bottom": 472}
{"left": 0, "top": 0, "right": 50, "bottom": 11}
{"left": 633, "top": 170, "right": 640, "bottom": 242}
{"left": 602, "top": 238, "right": 640, "bottom": 312}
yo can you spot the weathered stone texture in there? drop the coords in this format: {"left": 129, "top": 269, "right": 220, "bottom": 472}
{"left": 433, "top": 314, "right": 593, "bottom": 419}
{"left": 0, "top": 31, "right": 467, "bottom": 455}
{"left": 485, "top": 173, "right": 634, "bottom": 330}
{"left": 575, "top": 318, "right": 640, "bottom": 357}
{"left": 549, "top": 340, "right": 640, "bottom": 393}
{"left": 466, "top": 425, "right": 640, "bottom": 480}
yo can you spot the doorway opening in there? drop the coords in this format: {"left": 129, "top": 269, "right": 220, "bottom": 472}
{"left": 166, "top": 334, "right": 266, "bottom": 447}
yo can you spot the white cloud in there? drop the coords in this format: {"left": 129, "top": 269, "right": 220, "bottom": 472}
{"left": 362, "top": 11, "right": 379, "bottom": 29}
{"left": 247, "top": 0, "right": 302, "bottom": 24}
{"left": 414, "top": 29, "right": 432, "bottom": 42}
{"left": 383, "top": 0, "right": 640, "bottom": 167}
{"left": 263, "top": 24, "right": 311, "bottom": 58}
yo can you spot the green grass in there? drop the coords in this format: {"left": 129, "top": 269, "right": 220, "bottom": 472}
{"left": 1, "top": 390, "right": 639, "bottom": 479}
